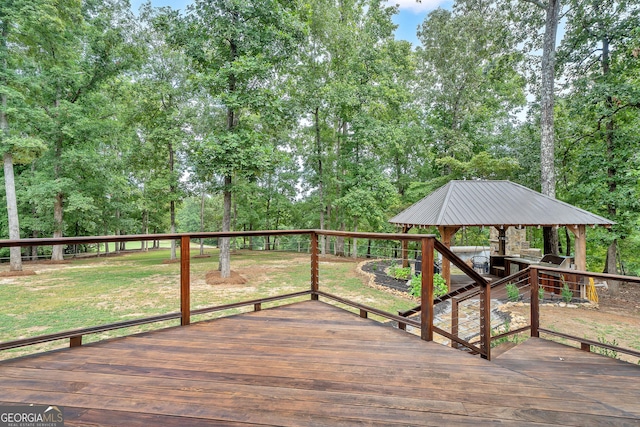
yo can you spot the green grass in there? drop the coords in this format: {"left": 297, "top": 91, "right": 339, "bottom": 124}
{"left": 0, "top": 248, "right": 415, "bottom": 359}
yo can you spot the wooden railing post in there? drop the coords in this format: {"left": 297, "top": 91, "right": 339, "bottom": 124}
{"left": 479, "top": 282, "right": 491, "bottom": 360}
{"left": 180, "top": 236, "right": 191, "bottom": 326}
{"left": 420, "top": 237, "right": 434, "bottom": 341}
{"left": 311, "top": 232, "right": 319, "bottom": 300}
{"left": 530, "top": 266, "right": 539, "bottom": 338}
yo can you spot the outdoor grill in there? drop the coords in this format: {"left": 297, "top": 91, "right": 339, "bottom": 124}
{"left": 539, "top": 254, "right": 574, "bottom": 270}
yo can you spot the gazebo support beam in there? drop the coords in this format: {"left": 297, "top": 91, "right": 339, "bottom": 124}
{"left": 497, "top": 226, "right": 508, "bottom": 256}
{"left": 401, "top": 225, "right": 413, "bottom": 268}
{"left": 438, "top": 226, "right": 460, "bottom": 291}
{"left": 568, "top": 225, "right": 587, "bottom": 272}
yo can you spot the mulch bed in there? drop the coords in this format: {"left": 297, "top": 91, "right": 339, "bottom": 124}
{"left": 360, "top": 259, "right": 412, "bottom": 294}
{"left": 205, "top": 270, "right": 248, "bottom": 285}
{"left": 0, "top": 270, "right": 37, "bottom": 277}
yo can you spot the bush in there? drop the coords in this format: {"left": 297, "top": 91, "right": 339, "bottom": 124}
{"left": 389, "top": 264, "right": 412, "bottom": 280}
{"left": 506, "top": 283, "right": 519, "bottom": 302}
{"left": 410, "top": 273, "right": 448, "bottom": 299}
{"left": 561, "top": 282, "right": 573, "bottom": 303}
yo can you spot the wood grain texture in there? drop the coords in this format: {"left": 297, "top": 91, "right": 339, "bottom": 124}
{"left": 0, "top": 301, "right": 638, "bottom": 426}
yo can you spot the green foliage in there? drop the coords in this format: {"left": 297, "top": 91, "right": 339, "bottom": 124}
{"left": 539, "top": 286, "right": 545, "bottom": 302}
{"left": 491, "top": 318, "right": 527, "bottom": 347}
{"left": 410, "top": 273, "right": 448, "bottom": 299}
{"left": 389, "top": 263, "right": 412, "bottom": 280}
{"left": 591, "top": 336, "right": 620, "bottom": 360}
{"left": 506, "top": 283, "right": 520, "bottom": 302}
{"left": 561, "top": 282, "right": 574, "bottom": 303}
{"left": 436, "top": 152, "right": 520, "bottom": 181}
{"left": 0, "top": 0, "right": 638, "bottom": 281}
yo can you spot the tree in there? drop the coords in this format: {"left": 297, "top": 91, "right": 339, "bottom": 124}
{"left": 557, "top": 0, "right": 640, "bottom": 276}
{"left": 177, "top": 0, "right": 303, "bottom": 277}
{"left": 508, "top": 0, "right": 563, "bottom": 254}
{"left": 133, "top": 5, "right": 190, "bottom": 259}
{"left": 416, "top": 4, "right": 525, "bottom": 163}
{"left": 14, "top": 0, "right": 140, "bottom": 260}
{"left": 1, "top": 0, "right": 47, "bottom": 269}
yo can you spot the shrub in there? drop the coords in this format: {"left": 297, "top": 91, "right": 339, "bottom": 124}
{"left": 491, "top": 319, "right": 527, "bottom": 347}
{"left": 410, "top": 273, "right": 448, "bottom": 299}
{"left": 561, "top": 282, "right": 573, "bottom": 303}
{"left": 506, "top": 283, "right": 519, "bottom": 302}
{"left": 539, "top": 286, "right": 545, "bottom": 302}
{"left": 390, "top": 264, "right": 412, "bottom": 280}
{"left": 592, "top": 336, "right": 620, "bottom": 360}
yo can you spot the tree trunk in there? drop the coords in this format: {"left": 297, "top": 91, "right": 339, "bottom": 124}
{"left": 314, "top": 107, "right": 326, "bottom": 256}
{"left": 601, "top": 37, "right": 620, "bottom": 294}
{"left": 200, "top": 190, "right": 205, "bottom": 256}
{"left": 31, "top": 196, "right": 39, "bottom": 261}
{"left": 169, "top": 141, "right": 177, "bottom": 260}
{"left": 170, "top": 199, "right": 177, "bottom": 260}
{"left": 31, "top": 230, "right": 38, "bottom": 261}
{"left": 604, "top": 241, "right": 620, "bottom": 294}
{"left": 336, "top": 222, "right": 345, "bottom": 256}
{"left": 51, "top": 193, "right": 65, "bottom": 261}
{"left": 219, "top": 175, "right": 232, "bottom": 278}
{"left": 2, "top": 152, "right": 22, "bottom": 271}
{"left": 539, "top": 0, "right": 561, "bottom": 255}
{"left": 143, "top": 210, "right": 149, "bottom": 251}
{"left": 217, "top": 34, "right": 238, "bottom": 277}
{"left": 1, "top": 20, "right": 22, "bottom": 270}
{"left": 115, "top": 208, "right": 121, "bottom": 254}
{"left": 351, "top": 222, "right": 358, "bottom": 259}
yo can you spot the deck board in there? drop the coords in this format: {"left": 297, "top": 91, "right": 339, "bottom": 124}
{"left": 494, "top": 337, "right": 640, "bottom": 419}
{"left": 0, "top": 300, "right": 638, "bottom": 426}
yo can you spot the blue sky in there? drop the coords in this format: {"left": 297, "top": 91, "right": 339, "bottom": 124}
{"left": 129, "top": 0, "right": 454, "bottom": 47}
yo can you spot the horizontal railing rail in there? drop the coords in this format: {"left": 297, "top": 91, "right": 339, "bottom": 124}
{"left": 0, "top": 230, "right": 492, "bottom": 360}
{"left": 0, "top": 312, "right": 182, "bottom": 351}
{"left": 538, "top": 328, "right": 640, "bottom": 359}
{"left": 0, "top": 231, "right": 315, "bottom": 354}
{"left": 6, "top": 230, "right": 636, "bottom": 363}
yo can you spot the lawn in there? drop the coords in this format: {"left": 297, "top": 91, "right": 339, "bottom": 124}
{"left": 0, "top": 247, "right": 415, "bottom": 360}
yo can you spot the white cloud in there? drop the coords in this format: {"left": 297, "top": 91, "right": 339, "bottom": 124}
{"left": 386, "top": 0, "right": 447, "bottom": 13}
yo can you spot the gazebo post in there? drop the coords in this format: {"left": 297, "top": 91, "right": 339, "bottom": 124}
{"left": 497, "top": 226, "right": 508, "bottom": 256}
{"left": 568, "top": 225, "right": 587, "bottom": 271}
{"left": 401, "top": 225, "right": 413, "bottom": 268}
{"left": 438, "top": 226, "right": 460, "bottom": 291}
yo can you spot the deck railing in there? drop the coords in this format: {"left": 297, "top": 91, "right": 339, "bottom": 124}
{"left": 7, "top": 231, "right": 634, "bottom": 362}
{"left": 0, "top": 230, "right": 493, "bottom": 359}
{"left": 451, "top": 265, "right": 640, "bottom": 361}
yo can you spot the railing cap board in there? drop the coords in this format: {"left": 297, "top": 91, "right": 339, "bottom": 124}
{"left": 0, "top": 229, "right": 435, "bottom": 248}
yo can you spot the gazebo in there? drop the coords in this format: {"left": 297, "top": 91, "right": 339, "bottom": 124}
{"left": 389, "top": 180, "right": 614, "bottom": 286}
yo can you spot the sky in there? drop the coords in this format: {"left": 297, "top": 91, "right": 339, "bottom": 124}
{"left": 129, "top": 0, "right": 454, "bottom": 47}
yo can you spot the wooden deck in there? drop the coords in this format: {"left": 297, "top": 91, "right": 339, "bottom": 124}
{"left": 0, "top": 300, "right": 638, "bottom": 426}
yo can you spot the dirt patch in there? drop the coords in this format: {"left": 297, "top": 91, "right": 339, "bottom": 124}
{"left": 599, "top": 281, "right": 640, "bottom": 316}
{"left": 23, "top": 260, "right": 71, "bottom": 265}
{"left": 0, "top": 270, "right": 36, "bottom": 277}
{"left": 205, "top": 270, "right": 248, "bottom": 285}
{"left": 161, "top": 259, "right": 181, "bottom": 264}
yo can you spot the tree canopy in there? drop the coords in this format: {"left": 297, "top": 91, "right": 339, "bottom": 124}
{"left": 1, "top": 0, "right": 639, "bottom": 275}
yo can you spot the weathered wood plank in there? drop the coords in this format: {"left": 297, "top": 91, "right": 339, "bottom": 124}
{"left": 1, "top": 301, "right": 638, "bottom": 426}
